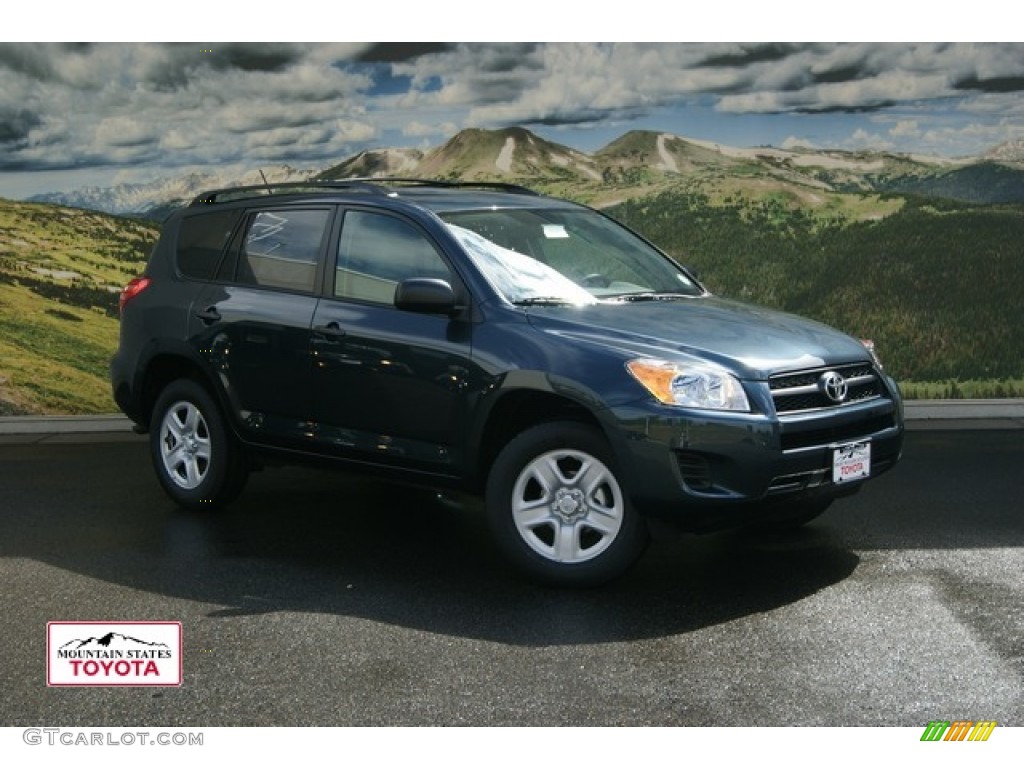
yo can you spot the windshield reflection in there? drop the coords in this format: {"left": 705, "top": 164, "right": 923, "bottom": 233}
{"left": 441, "top": 207, "right": 701, "bottom": 306}
{"left": 446, "top": 224, "right": 597, "bottom": 306}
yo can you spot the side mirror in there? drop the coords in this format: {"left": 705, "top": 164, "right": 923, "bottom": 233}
{"left": 394, "top": 278, "right": 462, "bottom": 316}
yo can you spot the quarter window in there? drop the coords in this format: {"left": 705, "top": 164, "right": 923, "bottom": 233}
{"left": 175, "top": 209, "right": 242, "bottom": 280}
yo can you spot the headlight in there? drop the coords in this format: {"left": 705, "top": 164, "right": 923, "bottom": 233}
{"left": 626, "top": 359, "right": 750, "bottom": 412}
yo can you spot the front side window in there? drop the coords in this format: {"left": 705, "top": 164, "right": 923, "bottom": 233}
{"left": 233, "top": 209, "right": 330, "bottom": 293}
{"left": 335, "top": 210, "right": 450, "bottom": 304}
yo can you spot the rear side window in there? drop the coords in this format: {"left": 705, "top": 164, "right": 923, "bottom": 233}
{"left": 176, "top": 210, "right": 242, "bottom": 280}
{"left": 228, "top": 209, "right": 331, "bottom": 293}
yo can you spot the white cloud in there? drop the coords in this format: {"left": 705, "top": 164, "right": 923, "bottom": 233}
{"left": 847, "top": 128, "right": 895, "bottom": 151}
{"left": 402, "top": 120, "right": 458, "bottom": 138}
{"left": 781, "top": 136, "right": 819, "bottom": 150}
{"left": 890, "top": 120, "right": 921, "bottom": 138}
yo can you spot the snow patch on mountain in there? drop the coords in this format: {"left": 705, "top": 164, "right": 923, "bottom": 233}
{"left": 656, "top": 134, "right": 679, "bottom": 173}
{"left": 495, "top": 137, "right": 515, "bottom": 173}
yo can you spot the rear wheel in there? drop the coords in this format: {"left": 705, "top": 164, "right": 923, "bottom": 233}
{"left": 485, "top": 422, "right": 648, "bottom": 586}
{"left": 149, "top": 379, "right": 247, "bottom": 510}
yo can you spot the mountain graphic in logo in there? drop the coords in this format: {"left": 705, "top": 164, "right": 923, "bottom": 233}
{"left": 59, "top": 631, "right": 170, "bottom": 651}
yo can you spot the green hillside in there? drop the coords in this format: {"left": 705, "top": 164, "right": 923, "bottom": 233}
{"left": 0, "top": 200, "right": 156, "bottom": 414}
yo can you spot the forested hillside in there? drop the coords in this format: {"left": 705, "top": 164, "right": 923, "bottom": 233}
{"left": 609, "top": 191, "right": 1024, "bottom": 389}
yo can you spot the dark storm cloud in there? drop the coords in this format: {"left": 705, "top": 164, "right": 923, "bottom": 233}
{"left": 792, "top": 101, "right": 898, "bottom": 115}
{"left": 0, "top": 43, "right": 57, "bottom": 80}
{"left": 811, "top": 64, "right": 871, "bottom": 86}
{"left": 953, "top": 74, "right": 1024, "bottom": 93}
{"left": 696, "top": 43, "right": 808, "bottom": 69}
{"left": 140, "top": 43, "right": 304, "bottom": 91}
{"left": 207, "top": 43, "right": 304, "bottom": 73}
{"left": 468, "top": 43, "right": 544, "bottom": 73}
{"left": 0, "top": 109, "right": 42, "bottom": 145}
{"left": 470, "top": 75, "right": 538, "bottom": 105}
{"left": 528, "top": 106, "right": 649, "bottom": 127}
{"left": 355, "top": 43, "right": 453, "bottom": 63}
{"left": 132, "top": 43, "right": 307, "bottom": 93}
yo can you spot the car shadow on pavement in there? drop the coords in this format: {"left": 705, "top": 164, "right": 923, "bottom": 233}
{"left": 2, "top": 444, "right": 860, "bottom": 646}
{"left": 175, "top": 491, "right": 860, "bottom": 647}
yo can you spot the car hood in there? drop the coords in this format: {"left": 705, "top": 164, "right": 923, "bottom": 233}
{"left": 525, "top": 296, "right": 871, "bottom": 380}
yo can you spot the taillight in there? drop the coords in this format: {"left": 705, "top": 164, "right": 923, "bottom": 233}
{"left": 119, "top": 276, "right": 152, "bottom": 314}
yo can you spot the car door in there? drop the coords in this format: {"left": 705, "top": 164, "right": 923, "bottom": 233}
{"left": 188, "top": 205, "right": 335, "bottom": 446}
{"left": 310, "top": 207, "right": 477, "bottom": 474}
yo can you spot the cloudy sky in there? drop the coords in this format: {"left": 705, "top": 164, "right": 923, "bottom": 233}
{"left": 2, "top": 40, "right": 1023, "bottom": 198}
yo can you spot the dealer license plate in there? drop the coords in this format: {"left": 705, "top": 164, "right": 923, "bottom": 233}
{"left": 833, "top": 440, "right": 871, "bottom": 484}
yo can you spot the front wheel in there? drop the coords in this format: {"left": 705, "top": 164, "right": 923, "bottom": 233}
{"left": 149, "top": 379, "right": 247, "bottom": 511}
{"left": 485, "top": 422, "right": 648, "bottom": 586}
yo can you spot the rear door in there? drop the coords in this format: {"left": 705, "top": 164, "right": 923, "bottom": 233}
{"left": 188, "top": 205, "right": 336, "bottom": 446}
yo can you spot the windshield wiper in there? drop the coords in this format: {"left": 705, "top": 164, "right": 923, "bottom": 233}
{"left": 606, "top": 292, "right": 696, "bottom": 302}
{"left": 512, "top": 296, "right": 580, "bottom": 306}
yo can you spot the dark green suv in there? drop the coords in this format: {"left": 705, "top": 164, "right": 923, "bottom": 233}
{"left": 112, "top": 179, "right": 903, "bottom": 585}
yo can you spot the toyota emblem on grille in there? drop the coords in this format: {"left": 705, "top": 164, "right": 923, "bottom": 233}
{"left": 819, "top": 371, "right": 848, "bottom": 403}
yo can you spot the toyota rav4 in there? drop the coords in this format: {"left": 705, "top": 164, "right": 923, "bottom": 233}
{"left": 112, "top": 179, "right": 904, "bottom": 585}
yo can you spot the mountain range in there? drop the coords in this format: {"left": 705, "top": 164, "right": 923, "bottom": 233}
{"left": 59, "top": 632, "right": 170, "bottom": 650}
{"left": 28, "top": 128, "right": 1024, "bottom": 217}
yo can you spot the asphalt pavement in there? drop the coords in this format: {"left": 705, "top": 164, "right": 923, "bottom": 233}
{"left": 0, "top": 417, "right": 1021, "bottom": 727}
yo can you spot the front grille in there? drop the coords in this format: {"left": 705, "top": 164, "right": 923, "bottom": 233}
{"left": 766, "top": 468, "right": 829, "bottom": 495}
{"left": 779, "top": 413, "right": 897, "bottom": 451}
{"left": 770, "top": 363, "right": 882, "bottom": 414}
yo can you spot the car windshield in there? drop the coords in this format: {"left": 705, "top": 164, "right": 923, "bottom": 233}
{"left": 440, "top": 207, "right": 702, "bottom": 305}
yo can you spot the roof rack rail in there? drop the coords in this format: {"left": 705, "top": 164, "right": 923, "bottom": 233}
{"left": 190, "top": 177, "right": 540, "bottom": 206}
{"left": 189, "top": 179, "right": 383, "bottom": 206}
{"left": 329, "top": 178, "right": 541, "bottom": 196}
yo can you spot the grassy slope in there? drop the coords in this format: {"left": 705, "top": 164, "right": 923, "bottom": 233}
{"left": 0, "top": 200, "right": 156, "bottom": 414}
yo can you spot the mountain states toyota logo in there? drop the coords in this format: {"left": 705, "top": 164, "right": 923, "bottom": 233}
{"left": 47, "top": 622, "right": 182, "bottom": 687}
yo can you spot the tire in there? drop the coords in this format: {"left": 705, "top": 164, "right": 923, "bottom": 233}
{"left": 149, "top": 379, "right": 248, "bottom": 511}
{"left": 485, "top": 422, "right": 648, "bottom": 587}
{"left": 750, "top": 498, "right": 833, "bottom": 531}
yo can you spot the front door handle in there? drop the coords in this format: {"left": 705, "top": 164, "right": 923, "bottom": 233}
{"left": 313, "top": 322, "right": 346, "bottom": 338}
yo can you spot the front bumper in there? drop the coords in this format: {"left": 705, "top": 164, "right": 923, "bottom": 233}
{"left": 606, "top": 390, "right": 904, "bottom": 532}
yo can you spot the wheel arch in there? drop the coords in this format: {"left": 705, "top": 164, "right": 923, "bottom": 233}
{"left": 137, "top": 350, "right": 226, "bottom": 435}
{"left": 472, "top": 388, "right": 612, "bottom": 492}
